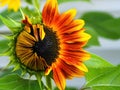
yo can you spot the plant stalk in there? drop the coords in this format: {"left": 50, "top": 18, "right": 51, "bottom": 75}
{"left": 36, "top": 73, "right": 42, "bottom": 90}
{"left": 46, "top": 76, "right": 52, "bottom": 90}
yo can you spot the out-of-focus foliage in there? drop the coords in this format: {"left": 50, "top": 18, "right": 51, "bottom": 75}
{"left": 85, "top": 26, "right": 100, "bottom": 47}
{"left": 81, "top": 12, "right": 120, "bottom": 40}
{"left": 84, "top": 54, "right": 120, "bottom": 90}
{"left": 0, "top": 74, "right": 40, "bottom": 90}
{"left": 58, "top": 0, "right": 90, "bottom": 4}
{"left": 0, "top": 39, "right": 9, "bottom": 54}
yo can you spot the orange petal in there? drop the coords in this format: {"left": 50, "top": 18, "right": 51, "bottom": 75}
{"left": 54, "top": 9, "right": 77, "bottom": 30}
{"left": 58, "top": 60, "right": 85, "bottom": 79}
{"left": 60, "top": 31, "right": 91, "bottom": 43}
{"left": 58, "top": 19, "right": 85, "bottom": 34}
{"left": 59, "top": 52, "right": 90, "bottom": 65}
{"left": 22, "top": 16, "right": 32, "bottom": 26}
{"left": 52, "top": 63, "right": 66, "bottom": 90}
{"left": 42, "top": 0, "right": 59, "bottom": 27}
{"left": 60, "top": 42, "right": 87, "bottom": 50}
{"left": 60, "top": 49, "right": 89, "bottom": 57}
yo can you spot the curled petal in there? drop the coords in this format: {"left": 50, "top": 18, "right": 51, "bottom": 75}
{"left": 45, "top": 66, "right": 52, "bottom": 75}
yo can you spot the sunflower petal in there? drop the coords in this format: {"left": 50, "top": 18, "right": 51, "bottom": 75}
{"left": 76, "top": 62, "right": 88, "bottom": 72}
{"left": 59, "top": 52, "right": 90, "bottom": 65}
{"left": 52, "top": 63, "right": 66, "bottom": 90}
{"left": 45, "top": 66, "right": 52, "bottom": 75}
{"left": 42, "top": 0, "right": 59, "bottom": 27}
{"left": 0, "top": 0, "right": 9, "bottom": 6}
{"left": 54, "top": 9, "right": 77, "bottom": 30}
{"left": 16, "top": 31, "right": 36, "bottom": 47}
{"left": 58, "top": 60, "right": 85, "bottom": 79}
{"left": 60, "top": 31, "right": 91, "bottom": 43}
{"left": 8, "top": 0, "right": 20, "bottom": 12}
{"left": 58, "top": 20, "right": 85, "bottom": 34}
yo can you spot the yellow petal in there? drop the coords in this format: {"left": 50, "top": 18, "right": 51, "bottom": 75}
{"left": 79, "top": 32, "right": 91, "bottom": 41}
{"left": 0, "top": 0, "right": 10, "bottom": 6}
{"left": 37, "top": 25, "right": 45, "bottom": 40}
{"left": 45, "top": 66, "right": 52, "bottom": 75}
{"left": 77, "top": 63, "right": 88, "bottom": 72}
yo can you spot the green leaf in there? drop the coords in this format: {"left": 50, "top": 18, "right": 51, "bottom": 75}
{"left": 81, "top": 12, "right": 114, "bottom": 24}
{"left": 33, "top": 0, "right": 40, "bottom": 10}
{"left": 0, "top": 39, "right": 9, "bottom": 54}
{"left": 85, "top": 53, "right": 114, "bottom": 69}
{"left": 0, "top": 74, "right": 40, "bottom": 90}
{"left": 58, "top": 0, "right": 90, "bottom": 4}
{"left": 99, "top": 18, "right": 120, "bottom": 35}
{"left": 0, "top": 9, "right": 22, "bottom": 27}
{"left": 84, "top": 53, "right": 114, "bottom": 81}
{"left": 0, "top": 68, "right": 21, "bottom": 78}
{"left": 81, "top": 12, "right": 120, "bottom": 39}
{"left": 84, "top": 65, "right": 120, "bottom": 90}
{"left": 85, "top": 26, "right": 100, "bottom": 47}
{"left": 0, "top": 7, "right": 40, "bottom": 27}
{"left": 0, "top": 15, "right": 21, "bottom": 33}
{"left": 25, "top": 0, "right": 33, "bottom": 4}
{"left": 84, "top": 54, "right": 120, "bottom": 90}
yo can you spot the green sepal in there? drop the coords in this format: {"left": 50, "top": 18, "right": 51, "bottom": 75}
{"left": 12, "top": 64, "right": 21, "bottom": 72}
{"left": 7, "top": 61, "right": 15, "bottom": 67}
{"left": 21, "top": 69, "right": 27, "bottom": 76}
{"left": 9, "top": 54, "right": 18, "bottom": 63}
{"left": 0, "top": 35, "right": 15, "bottom": 56}
{"left": 31, "top": 16, "right": 42, "bottom": 25}
{"left": 0, "top": 48, "right": 11, "bottom": 56}
{"left": 20, "top": 8, "right": 42, "bottom": 25}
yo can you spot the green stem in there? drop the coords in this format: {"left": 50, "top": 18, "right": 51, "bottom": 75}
{"left": 33, "top": 0, "right": 40, "bottom": 10}
{"left": 36, "top": 73, "right": 42, "bottom": 90}
{"left": 46, "top": 76, "right": 52, "bottom": 90}
{"left": 32, "top": 0, "right": 42, "bottom": 20}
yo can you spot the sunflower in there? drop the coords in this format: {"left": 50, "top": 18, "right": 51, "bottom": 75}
{"left": 1, "top": 0, "right": 91, "bottom": 90}
{"left": 0, "top": 0, "right": 20, "bottom": 11}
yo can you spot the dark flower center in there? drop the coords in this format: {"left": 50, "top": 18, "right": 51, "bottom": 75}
{"left": 32, "top": 26, "right": 59, "bottom": 65}
{"left": 16, "top": 24, "right": 60, "bottom": 71}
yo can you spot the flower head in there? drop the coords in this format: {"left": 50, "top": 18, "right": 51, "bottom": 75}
{"left": 0, "top": 0, "right": 20, "bottom": 12}
{"left": 1, "top": 0, "right": 91, "bottom": 90}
